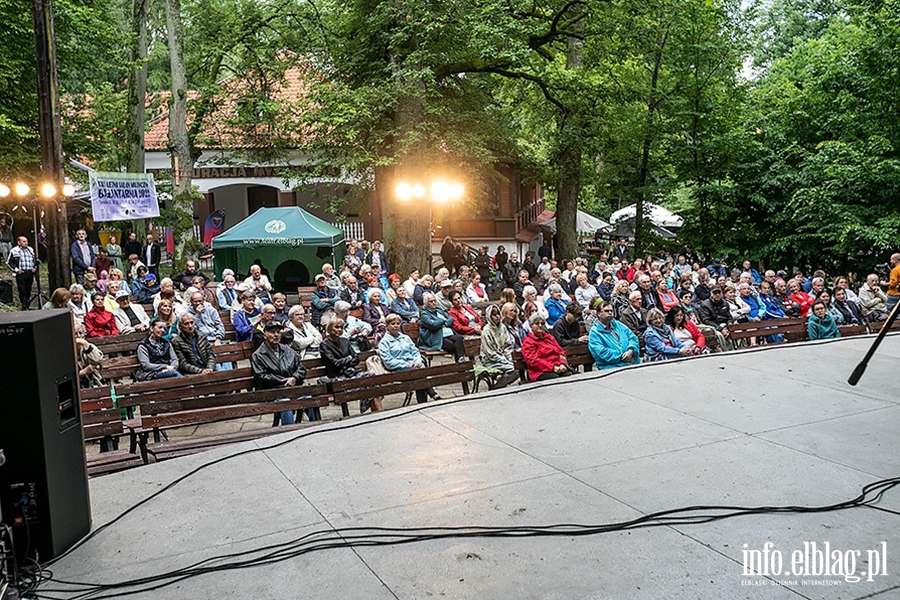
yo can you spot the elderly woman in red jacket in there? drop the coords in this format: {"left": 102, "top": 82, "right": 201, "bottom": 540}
{"left": 84, "top": 291, "right": 119, "bottom": 338}
{"left": 448, "top": 290, "right": 483, "bottom": 336}
{"left": 521, "top": 313, "right": 572, "bottom": 382}
{"left": 787, "top": 278, "right": 814, "bottom": 317}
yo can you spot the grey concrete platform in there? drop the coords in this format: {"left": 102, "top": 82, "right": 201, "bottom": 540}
{"left": 46, "top": 334, "right": 900, "bottom": 599}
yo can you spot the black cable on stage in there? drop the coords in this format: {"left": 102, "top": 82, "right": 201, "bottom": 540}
{"left": 19, "top": 476, "right": 900, "bottom": 600}
{"left": 18, "top": 336, "right": 899, "bottom": 598}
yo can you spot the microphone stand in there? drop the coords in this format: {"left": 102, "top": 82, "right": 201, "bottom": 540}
{"left": 848, "top": 297, "right": 900, "bottom": 385}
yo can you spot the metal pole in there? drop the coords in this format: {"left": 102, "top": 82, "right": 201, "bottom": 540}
{"left": 33, "top": 0, "right": 71, "bottom": 290}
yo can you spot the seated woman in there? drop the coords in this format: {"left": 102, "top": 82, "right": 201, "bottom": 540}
{"left": 285, "top": 304, "right": 323, "bottom": 359}
{"left": 664, "top": 306, "right": 708, "bottom": 355}
{"left": 74, "top": 322, "right": 105, "bottom": 388}
{"left": 522, "top": 285, "right": 549, "bottom": 320}
{"left": 390, "top": 286, "right": 419, "bottom": 323}
{"left": 499, "top": 287, "right": 517, "bottom": 308}
{"left": 232, "top": 291, "right": 261, "bottom": 342}
{"left": 521, "top": 313, "right": 572, "bottom": 382}
{"left": 758, "top": 282, "right": 787, "bottom": 319}
{"left": 723, "top": 284, "right": 751, "bottom": 324}
{"left": 154, "top": 298, "right": 180, "bottom": 340}
{"left": 362, "top": 288, "right": 391, "bottom": 336}
{"left": 448, "top": 290, "right": 483, "bottom": 336}
{"left": 500, "top": 301, "right": 524, "bottom": 350}
{"left": 334, "top": 300, "right": 373, "bottom": 352}
{"left": 134, "top": 318, "right": 183, "bottom": 380}
{"left": 573, "top": 274, "right": 598, "bottom": 310}
{"left": 108, "top": 268, "right": 130, "bottom": 295}
{"left": 477, "top": 305, "right": 520, "bottom": 389}
{"left": 384, "top": 273, "right": 402, "bottom": 304}
{"left": 544, "top": 283, "right": 569, "bottom": 327}
{"left": 644, "top": 308, "right": 694, "bottom": 361}
{"left": 465, "top": 272, "right": 488, "bottom": 305}
{"left": 84, "top": 292, "right": 119, "bottom": 338}
{"left": 42, "top": 287, "right": 70, "bottom": 310}
{"left": 377, "top": 314, "right": 439, "bottom": 403}
{"left": 418, "top": 292, "right": 467, "bottom": 361}
{"left": 787, "top": 278, "right": 814, "bottom": 317}
{"left": 814, "top": 289, "right": 844, "bottom": 325}
{"left": 656, "top": 280, "right": 680, "bottom": 313}
{"left": 610, "top": 279, "right": 632, "bottom": 319}
{"left": 68, "top": 283, "right": 88, "bottom": 324}
{"left": 321, "top": 318, "right": 382, "bottom": 413}
{"left": 103, "top": 279, "right": 122, "bottom": 312}
{"left": 832, "top": 287, "right": 863, "bottom": 326}
{"left": 807, "top": 300, "right": 841, "bottom": 340}
{"left": 597, "top": 272, "right": 615, "bottom": 301}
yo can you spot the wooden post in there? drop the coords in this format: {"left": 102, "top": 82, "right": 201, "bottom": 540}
{"left": 32, "top": 0, "right": 70, "bottom": 289}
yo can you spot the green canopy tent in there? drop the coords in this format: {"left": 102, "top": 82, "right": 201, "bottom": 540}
{"left": 211, "top": 207, "right": 346, "bottom": 290}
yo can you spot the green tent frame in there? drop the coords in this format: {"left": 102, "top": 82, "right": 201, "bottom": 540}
{"left": 211, "top": 207, "right": 346, "bottom": 290}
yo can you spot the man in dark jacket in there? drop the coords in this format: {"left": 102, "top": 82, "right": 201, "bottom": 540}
{"left": 311, "top": 273, "right": 338, "bottom": 326}
{"left": 502, "top": 253, "right": 522, "bottom": 288}
{"left": 699, "top": 286, "right": 732, "bottom": 335}
{"left": 251, "top": 320, "right": 307, "bottom": 425}
{"left": 143, "top": 233, "right": 162, "bottom": 278}
{"left": 552, "top": 302, "right": 588, "bottom": 347}
{"left": 172, "top": 314, "right": 216, "bottom": 375}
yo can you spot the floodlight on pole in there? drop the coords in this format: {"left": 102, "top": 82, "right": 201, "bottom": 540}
{"left": 396, "top": 182, "right": 413, "bottom": 201}
{"left": 0, "top": 184, "right": 9, "bottom": 198}
{"left": 15, "top": 182, "right": 31, "bottom": 197}
{"left": 62, "top": 183, "right": 75, "bottom": 197}
{"left": 41, "top": 182, "right": 57, "bottom": 198}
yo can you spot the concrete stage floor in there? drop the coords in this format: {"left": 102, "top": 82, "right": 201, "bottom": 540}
{"left": 48, "top": 334, "right": 900, "bottom": 599}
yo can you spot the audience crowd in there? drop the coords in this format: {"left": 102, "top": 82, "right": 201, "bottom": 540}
{"left": 14, "top": 232, "right": 900, "bottom": 423}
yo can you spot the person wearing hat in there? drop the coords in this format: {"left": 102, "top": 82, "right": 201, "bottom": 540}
{"left": 311, "top": 273, "right": 339, "bottom": 327}
{"left": 250, "top": 319, "right": 308, "bottom": 426}
{"left": 436, "top": 277, "right": 455, "bottom": 310}
{"left": 133, "top": 270, "right": 159, "bottom": 304}
{"left": 698, "top": 285, "right": 733, "bottom": 351}
{"left": 113, "top": 288, "right": 150, "bottom": 334}
{"left": 82, "top": 271, "right": 99, "bottom": 296}
{"left": 706, "top": 258, "right": 727, "bottom": 278}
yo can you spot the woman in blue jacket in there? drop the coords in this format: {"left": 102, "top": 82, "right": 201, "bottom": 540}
{"left": 418, "top": 293, "right": 466, "bottom": 361}
{"left": 643, "top": 308, "right": 693, "bottom": 361}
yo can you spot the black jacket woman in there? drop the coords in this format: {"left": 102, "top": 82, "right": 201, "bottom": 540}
{"left": 320, "top": 318, "right": 382, "bottom": 413}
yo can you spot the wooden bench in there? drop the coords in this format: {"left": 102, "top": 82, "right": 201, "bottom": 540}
{"left": 328, "top": 361, "right": 474, "bottom": 417}
{"left": 79, "top": 389, "right": 144, "bottom": 476}
{"left": 134, "top": 382, "right": 332, "bottom": 463}
{"left": 727, "top": 317, "right": 808, "bottom": 344}
{"left": 96, "top": 340, "right": 256, "bottom": 383}
{"left": 511, "top": 344, "right": 594, "bottom": 384}
{"left": 728, "top": 317, "right": 870, "bottom": 345}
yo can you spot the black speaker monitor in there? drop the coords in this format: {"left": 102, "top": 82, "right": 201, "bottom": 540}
{"left": 0, "top": 310, "right": 92, "bottom": 562}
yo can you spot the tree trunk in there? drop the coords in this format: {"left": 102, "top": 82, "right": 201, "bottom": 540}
{"left": 164, "top": 0, "right": 197, "bottom": 277}
{"left": 554, "top": 35, "right": 584, "bottom": 262}
{"left": 635, "top": 34, "right": 666, "bottom": 256}
{"left": 32, "top": 0, "right": 70, "bottom": 289}
{"left": 381, "top": 91, "right": 432, "bottom": 275}
{"left": 126, "top": 0, "right": 148, "bottom": 175}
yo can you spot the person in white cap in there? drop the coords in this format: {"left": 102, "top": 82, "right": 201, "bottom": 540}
{"left": 113, "top": 289, "right": 150, "bottom": 334}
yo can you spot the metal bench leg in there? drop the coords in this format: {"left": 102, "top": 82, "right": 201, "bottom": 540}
{"left": 341, "top": 403, "right": 350, "bottom": 418}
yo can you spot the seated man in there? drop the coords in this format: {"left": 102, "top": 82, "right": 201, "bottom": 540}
{"left": 618, "top": 291, "right": 648, "bottom": 341}
{"left": 311, "top": 273, "right": 339, "bottom": 327}
{"left": 243, "top": 263, "right": 272, "bottom": 301}
{"left": 587, "top": 301, "right": 641, "bottom": 370}
{"left": 250, "top": 320, "right": 308, "bottom": 426}
{"left": 377, "top": 314, "right": 438, "bottom": 404}
{"left": 171, "top": 313, "right": 216, "bottom": 375}
{"left": 175, "top": 259, "right": 210, "bottom": 291}
{"left": 113, "top": 289, "right": 150, "bottom": 334}
{"left": 187, "top": 291, "right": 226, "bottom": 346}
{"left": 552, "top": 301, "right": 588, "bottom": 347}
{"left": 858, "top": 273, "right": 889, "bottom": 322}
{"left": 699, "top": 285, "right": 733, "bottom": 350}
{"left": 251, "top": 303, "right": 279, "bottom": 349}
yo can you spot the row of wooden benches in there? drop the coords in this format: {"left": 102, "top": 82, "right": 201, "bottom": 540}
{"left": 80, "top": 329, "right": 595, "bottom": 476}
